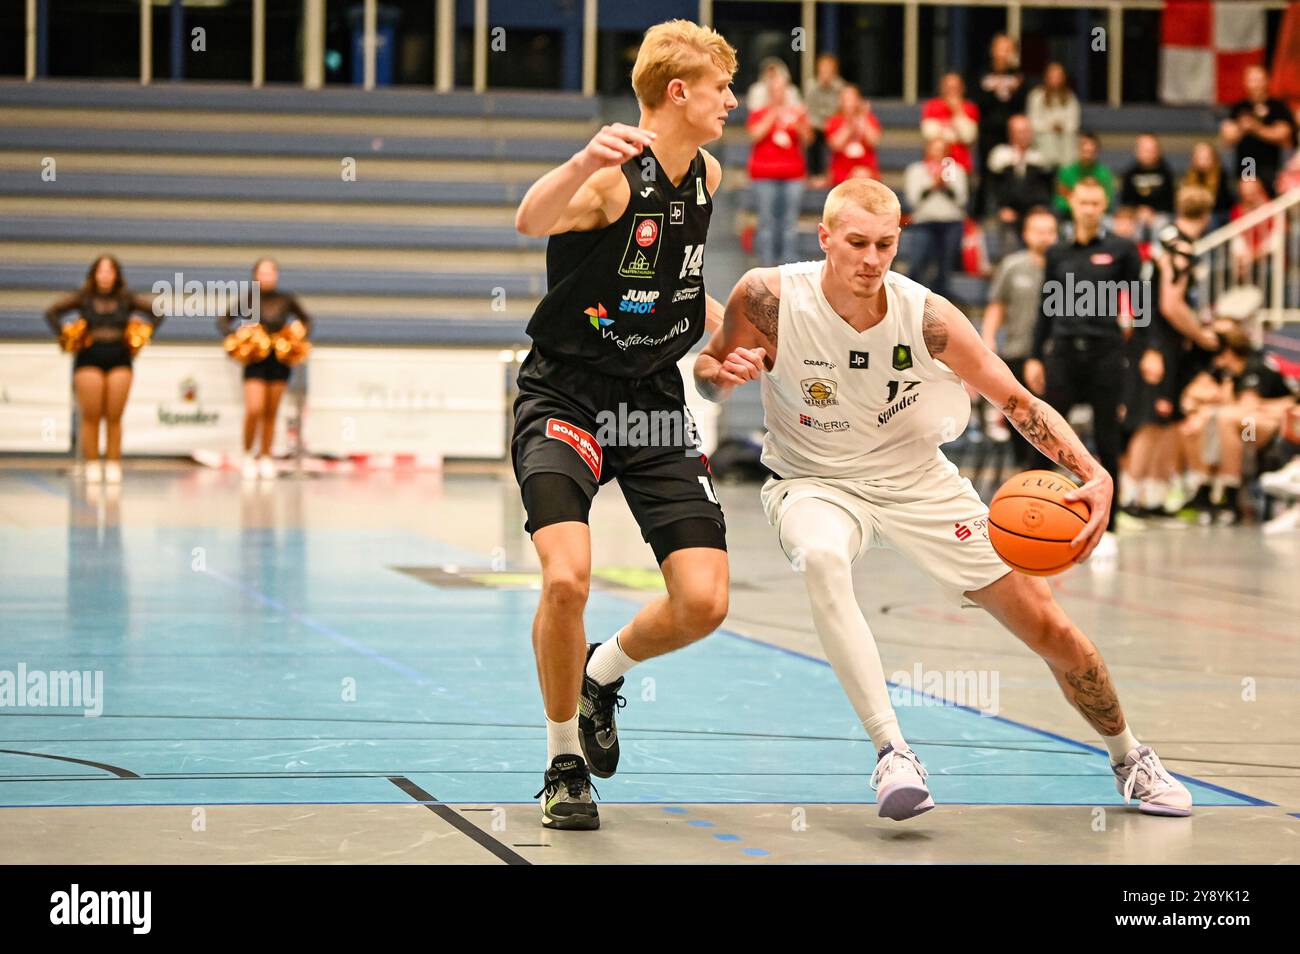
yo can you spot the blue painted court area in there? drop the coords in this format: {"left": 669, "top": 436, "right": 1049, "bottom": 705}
{"left": 0, "top": 523, "right": 1265, "bottom": 809}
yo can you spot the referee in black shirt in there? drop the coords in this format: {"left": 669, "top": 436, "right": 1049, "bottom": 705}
{"left": 1024, "top": 178, "right": 1143, "bottom": 536}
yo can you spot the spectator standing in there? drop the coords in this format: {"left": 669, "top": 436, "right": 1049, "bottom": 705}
{"left": 974, "top": 34, "right": 1028, "bottom": 215}
{"left": 747, "top": 67, "right": 812, "bottom": 266}
{"left": 1027, "top": 62, "right": 1080, "bottom": 170}
{"left": 825, "top": 84, "right": 882, "bottom": 184}
{"left": 746, "top": 57, "right": 802, "bottom": 111}
{"left": 803, "top": 52, "right": 845, "bottom": 188}
{"left": 1220, "top": 63, "right": 1297, "bottom": 188}
{"left": 903, "top": 136, "right": 969, "bottom": 301}
{"left": 921, "top": 72, "right": 980, "bottom": 174}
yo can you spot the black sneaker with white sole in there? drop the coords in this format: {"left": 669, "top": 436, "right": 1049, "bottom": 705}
{"left": 534, "top": 754, "right": 600, "bottom": 830}
{"left": 578, "top": 642, "right": 626, "bottom": 779}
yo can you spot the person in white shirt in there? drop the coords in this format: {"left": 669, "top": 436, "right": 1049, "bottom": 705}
{"left": 693, "top": 177, "right": 1193, "bottom": 823}
{"left": 1026, "top": 62, "right": 1080, "bottom": 169}
{"left": 903, "top": 136, "right": 969, "bottom": 301}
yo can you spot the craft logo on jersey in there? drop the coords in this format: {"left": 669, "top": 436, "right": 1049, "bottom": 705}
{"left": 585, "top": 303, "right": 612, "bottom": 329}
{"left": 891, "top": 344, "right": 913, "bottom": 371}
{"left": 546, "top": 418, "right": 602, "bottom": 479}
{"left": 800, "top": 378, "right": 838, "bottom": 408}
{"left": 619, "top": 289, "right": 659, "bottom": 314}
{"left": 799, "top": 414, "right": 851, "bottom": 432}
{"left": 618, "top": 213, "right": 664, "bottom": 279}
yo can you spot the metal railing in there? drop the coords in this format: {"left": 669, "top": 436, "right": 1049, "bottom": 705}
{"left": 1192, "top": 187, "right": 1300, "bottom": 327}
{"left": 19, "top": 0, "right": 1291, "bottom": 102}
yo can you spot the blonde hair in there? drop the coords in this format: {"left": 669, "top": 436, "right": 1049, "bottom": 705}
{"left": 823, "top": 179, "right": 901, "bottom": 230}
{"left": 1176, "top": 184, "right": 1214, "bottom": 220}
{"left": 631, "top": 20, "right": 738, "bottom": 109}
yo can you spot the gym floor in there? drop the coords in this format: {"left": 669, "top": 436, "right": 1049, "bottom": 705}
{"left": 0, "top": 458, "right": 1296, "bottom": 864}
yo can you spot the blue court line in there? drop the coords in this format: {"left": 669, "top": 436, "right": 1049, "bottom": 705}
{"left": 199, "top": 564, "right": 435, "bottom": 688}
{"left": 0, "top": 480, "right": 1273, "bottom": 810}
{"left": 715, "top": 625, "right": 1275, "bottom": 808}
{"left": 399, "top": 530, "right": 1275, "bottom": 809}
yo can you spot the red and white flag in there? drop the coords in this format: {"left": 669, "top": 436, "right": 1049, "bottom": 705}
{"left": 1159, "top": 0, "right": 1266, "bottom": 105}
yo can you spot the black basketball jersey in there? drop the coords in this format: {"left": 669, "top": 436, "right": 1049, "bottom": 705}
{"left": 524, "top": 146, "right": 713, "bottom": 378}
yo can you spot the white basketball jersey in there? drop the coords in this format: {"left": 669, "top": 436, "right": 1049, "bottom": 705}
{"left": 760, "top": 261, "right": 971, "bottom": 484}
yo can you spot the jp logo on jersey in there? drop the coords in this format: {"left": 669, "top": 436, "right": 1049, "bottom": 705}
{"left": 619, "top": 214, "right": 664, "bottom": 279}
{"left": 801, "top": 378, "right": 838, "bottom": 407}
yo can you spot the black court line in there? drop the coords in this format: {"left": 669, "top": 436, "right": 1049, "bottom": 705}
{"left": 388, "top": 776, "right": 530, "bottom": 866}
{"left": 0, "top": 748, "right": 138, "bottom": 779}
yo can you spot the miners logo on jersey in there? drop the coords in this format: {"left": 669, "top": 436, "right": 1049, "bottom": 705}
{"left": 801, "top": 378, "right": 838, "bottom": 408}
{"left": 618, "top": 214, "right": 664, "bottom": 279}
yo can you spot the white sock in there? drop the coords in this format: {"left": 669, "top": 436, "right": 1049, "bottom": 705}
{"left": 779, "top": 497, "right": 905, "bottom": 753}
{"left": 546, "top": 714, "right": 582, "bottom": 762}
{"left": 1141, "top": 478, "right": 1167, "bottom": 509}
{"left": 586, "top": 629, "right": 638, "bottom": 685}
{"left": 1118, "top": 473, "right": 1139, "bottom": 508}
{"left": 1102, "top": 725, "right": 1141, "bottom": 764}
{"left": 1183, "top": 470, "right": 1205, "bottom": 493}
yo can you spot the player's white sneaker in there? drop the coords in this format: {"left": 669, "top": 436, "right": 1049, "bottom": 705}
{"left": 83, "top": 459, "right": 103, "bottom": 482}
{"left": 870, "top": 742, "right": 934, "bottom": 821}
{"left": 1260, "top": 459, "right": 1300, "bottom": 499}
{"left": 1263, "top": 502, "right": 1300, "bottom": 535}
{"left": 1112, "top": 745, "right": 1192, "bottom": 817}
{"left": 103, "top": 460, "right": 122, "bottom": 484}
{"left": 241, "top": 454, "right": 259, "bottom": 480}
{"left": 1090, "top": 531, "right": 1119, "bottom": 559}
{"left": 257, "top": 456, "right": 276, "bottom": 480}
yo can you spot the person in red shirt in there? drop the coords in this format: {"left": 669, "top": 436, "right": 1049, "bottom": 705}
{"left": 825, "top": 84, "right": 882, "bottom": 184}
{"left": 747, "top": 66, "right": 812, "bottom": 264}
{"left": 921, "top": 72, "right": 979, "bottom": 174}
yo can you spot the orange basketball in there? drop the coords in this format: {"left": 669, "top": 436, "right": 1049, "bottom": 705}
{"left": 988, "top": 470, "right": 1091, "bottom": 576}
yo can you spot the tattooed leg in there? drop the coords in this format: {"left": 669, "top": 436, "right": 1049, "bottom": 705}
{"left": 967, "top": 571, "right": 1129, "bottom": 738}
{"left": 1051, "top": 655, "right": 1127, "bottom": 737}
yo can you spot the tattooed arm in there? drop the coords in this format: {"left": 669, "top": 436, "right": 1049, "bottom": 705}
{"left": 922, "top": 292, "right": 1112, "bottom": 560}
{"left": 693, "top": 268, "right": 780, "bottom": 402}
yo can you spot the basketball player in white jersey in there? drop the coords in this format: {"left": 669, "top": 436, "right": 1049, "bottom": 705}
{"left": 694, "top": 179, "right": 1192, "bottom": 820}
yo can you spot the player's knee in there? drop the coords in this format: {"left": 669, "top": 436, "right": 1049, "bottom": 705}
{"left": 540, "top": 571, "right": 590, "bottom": 614}
{"left": 1030, "top": 608, "right": 1080, "bottom": 653}
{"left": 793, "top": 541, "right": 851, "bottom": 579}
{"left": 671, "top": 585, "right": 728, "bottom": 637}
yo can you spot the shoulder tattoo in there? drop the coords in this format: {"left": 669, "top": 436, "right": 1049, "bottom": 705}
{"left": 922, "top": 296, "right": 949, "bottom": 358}
{"left": 744, "top": 273, "right": 780, "bottom": 345}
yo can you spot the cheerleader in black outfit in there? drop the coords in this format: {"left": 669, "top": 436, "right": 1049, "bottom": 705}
{"left": 44, "top": 255, "right": 164, "bottom": 483}
{"left": 218, "top": 258, "right": 313, "bottom": 480}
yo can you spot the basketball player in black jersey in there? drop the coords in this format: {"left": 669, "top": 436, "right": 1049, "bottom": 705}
{"left": 512, "top": 20, "right": 738, "bottom": 829}
{"left": 45, "top": 255, "right": 164, "bottom": 485}
{"left": 217, "top": 258, "right": 312, "bottom": 481}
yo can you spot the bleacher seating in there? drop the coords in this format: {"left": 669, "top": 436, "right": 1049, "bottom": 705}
{"left": 0, "top": 81, "right": 1232, "bottom": 346}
